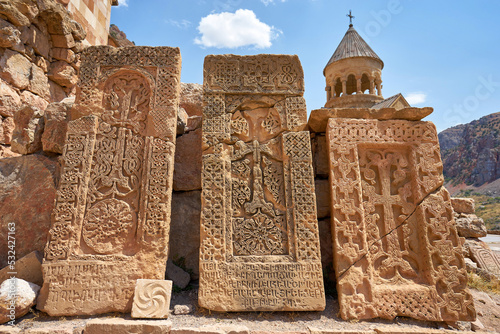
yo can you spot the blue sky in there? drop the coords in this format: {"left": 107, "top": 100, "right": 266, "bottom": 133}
{"left": 110, "top": 0, "right": 500, "bottom": 132}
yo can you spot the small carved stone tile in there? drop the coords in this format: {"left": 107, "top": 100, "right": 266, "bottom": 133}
{"left": 131, "top": 279, "right": 172, "bottom": 319}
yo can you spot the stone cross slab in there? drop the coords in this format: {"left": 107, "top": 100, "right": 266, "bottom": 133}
{"left": 199, "top": 54, "right": 325, "bottom": 311}
{"left": 326, "top": 118, "right": 475, "bottom": 321}
{"left": 37, "top": 46, "right": 182, "bottom": 316}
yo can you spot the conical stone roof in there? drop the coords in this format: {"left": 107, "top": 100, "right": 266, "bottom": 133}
{"left": 324, "top": 25, "right": 384, "bottom": 72}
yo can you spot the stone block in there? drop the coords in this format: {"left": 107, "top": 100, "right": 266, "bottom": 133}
{"left": 34, "top": 56, "right": 49, "bottom": 73}
{"left": 84, "top": 319, "right": 172, "bottom": 334}
{"left": 0, "top": 116, "right": 14, "bottom": 145}
{"left": 11, "top": 105, "right": 44, "bottom": 154}
{"left": 22, "top": 326, "right": 74, "bottom": 334}
{"left": 170, "top": 190, "right": 201, "bottom": 279}
{"left": 48, "top": 79, "right": 67, "bottom": 102}
{"left": 131, "top": 279, "right": 172, "bottom": 319}
{"left": 199, "top": 55, "right": 324, "bottom": 312}
{"left": 174, "top": 128, "right": 202, "bottom": 191}
{"left": 186, "top": 115, "right": 202, "bottom": 132}
{"left": 0, "top": 154, "right": 58, "bottom": 269}
{"left": 47, "top": 60, "right": 77, "bottom": 88}
{"left": 177, "top": 106, "right": 188, "bottom": 135}
{"left": 38, "top": 46, "right": 182, "bottom": 316}
{"left": 0, "top": 2, "right": 30, "bottom": 27}
{"left": 0, "top": 251, "right": 43, "bottom": 286}
{"left": 455, "top": 213, "right": 487, "bottom": 238}
{"left": 451, "top": 197, "right": 475, "bottom": 214}
{"left": 166, "top": 259, "right": 190, "bottom": 289}
{"left": 180, "top": 82, "right": 203, "bottom": 117}
{"left": 0, "top": 79, "right": 21, "bottom": 117}
{"left": 51, "top": 47, "right": 75, "bottom": 63}
{"left": 19, "top": 90, "right": 49, "bottom": 111}
{"left": 318, "top": 219, "right": 333, "bottom": 271}
{"left": 50, "top": 33, "right": 75, "bottom": 48}
{"left": 0, "top": 278, "right": 40, "bottom": 324}
{"left": 326, "top": 118, "right": 475, "bottom": 321}
{"left": 173, "top": 304, "right": 193, "bottom": 315}
{"left": 28, "top": 64, "right": 50, "bottom": 100}
{"left": 41, "top": 96, "right": 73, "bottom": 153}
{"left": 469, "top": 243, "right": 500, "bottom": 276}
{"left": 0, "top": 49, "right": 31, "bottom": 90}
{"left": 23, "top": 25, "right": 50, "bottom": 59}
{"left": 0, "top": 19, "right": 21, "bottom": 48}
{"left": 308, "top": 329, "right": 373, "bottom": 334}
{"left": 0, "top": 326, "right": 21, "bottom": 333}
{"left": 373, "top": 328, "right": 446, "bottom": 334}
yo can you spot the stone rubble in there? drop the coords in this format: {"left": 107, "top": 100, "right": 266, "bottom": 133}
{"left": 0, "top": 278, "right": 40, "bottom": 324}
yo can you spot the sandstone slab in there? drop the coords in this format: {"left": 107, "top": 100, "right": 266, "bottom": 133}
{"left": 11, "top": 105, "right": 44, "bottom": 154}
{"left": 326, "top": 118, "right": 475, "bottom": 321}
{"left": 174, "top": 128, "right": 202, "bottom": 191}
{"left": 37, "top": 46, "right": 182, "bottom": 316}
{"left": 0, "top": 154, "right": 58, "bottom": 269}
{"left": 28, "top": 64, "right": 50, "bottom": 100}
{"left": 47, "top": 60, "right": 77, "bottom": 88}
{"left": 19, "top": 91, "right": 49, "bottom": 111}
{"left": 0, "top": 278, "right": 40, "bottom": 324}
{"left": 0, "top": 19, "right": 21, "bottom": 48}
{"left": 0, "top": 116, "right": 14, "bottom": 145}
{"left": 84, "top": 319, "right": 172, "bottom": 334}
{"left": 199, "top": 55, "right": 325, "bottom": 312}
{"left": 455, "top": 213, "right": 487, "bottom": 238}
{"left": 0, "top": 251, "right": 43, "bottom": 286}
{"left": 41, "top": 96, "right": 74, "bottom": 153}
{"left": 131, "top": 279, "right": 172, "bottom": 319}
{"left": 469, "top": 243, "right": 500, "bottom": 276}
{"left": 0, "top": 49, "right": 31, "bottom": 90}
{"left": 451, "top": 197, "right": 475, "bottom": 214}
{"left": 0, "top": 79, "right": 21, "bottom": 117}
{"left": 180, "top": 82, "right": 203, "bottom": 117}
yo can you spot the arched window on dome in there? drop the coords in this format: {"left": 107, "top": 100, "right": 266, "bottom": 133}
{"left": 346, "top": 74, "right": 356, "bottom": 95}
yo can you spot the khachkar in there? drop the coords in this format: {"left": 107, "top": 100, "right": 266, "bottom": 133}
{"left": 199, "top": 54, "right": 325, "bottom": 311}
{"left": 37, "top": 46, "right": 182, "bottom": 316}
{"left": 326, "top": 115, "right": 476, "bottom": 321}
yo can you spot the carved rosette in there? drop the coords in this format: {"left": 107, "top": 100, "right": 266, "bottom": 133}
{"left": 326, "top": 118, "right": 475, "bottom": 321}
{"left": 199, "top": 55, "right": 324, "bottom": 312}
{"left": 39, "top": 46, "right": 181, "bottom": 316}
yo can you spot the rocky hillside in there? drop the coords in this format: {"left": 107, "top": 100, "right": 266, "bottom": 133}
{"left": 439, "top": 112, "right": 500, "bottom": 195}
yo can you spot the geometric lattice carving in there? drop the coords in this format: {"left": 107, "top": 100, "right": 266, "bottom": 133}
{"left": 38, "top": 46, "right": 181, "bottom": 316}
{"left": 199, "top": 55, "right": 324, "bottom": 312}
{"left": 326, "top": 118, "right": 476, "bottom": 321}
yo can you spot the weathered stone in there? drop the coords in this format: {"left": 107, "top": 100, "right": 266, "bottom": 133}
{"left": 0, "top": 116, "right": 14, "bottom": 145}
{"left": 48, "top": 79, "right": 67, "bottom": 102}
{"left": 166, "top": 259, "right": 190, "bottom": 289}
{"left": 0, "top": 251, "right": 43, "bottom": 286}
{"left": 469, "top": 243, "right": 500, "bottom": 276}
{"left": 373, "top": 328, "right": 446, "bottom": 334}
{"left": 0, "top": 326, "right": 21, "bottom": 333}
{"left": 0, "top": 79, "right": 21, "bottom": 117}
{"left": 28, "top": 64, "right": 50, "bottom": 100}
{"left": 180, "top": 82, "right": 203, "bottom": 117}
{"left": 84, "top": 319, "right": 172, "bottom": 334}
{"left": 22, "top": 325, "right": 74, "bottom": 333}
{"left": 170, "top": 190, "right": 201, "bottom": 279}
{"left": 177, "top": 106, "right": 188, "bottom": 135}
{"left": 0, "top": 145, "right": 20, "bottom": 158}
{"left": 0, "top": 278, "right": 40, "bottom": 324}
{"left": 19, "top": 90, "right": 49, "bottom": 110}
{"left": 0, "top": 19, "right": 21, "bottom": 48}
{"left": 309, "top": 329, "right": 373, "bottom": 334}
{"left": 34, "top": 56, "right": 49, "bottom": 73}
{"left": 10, "top": 105, "right": 44, "bottom": 154}
{"left": 312, "top": 134, "right": 329, "bottom": 177}
{"left": 0, "top": 49, "right": 31, "bottom": 89}
{"left": 0, "top": 154, "right": 58, "bottom": 269}
{"left": 315, "top": 179, "right": 330, "bottom": 219}
{"left": 308, "top": 107, "right": 434, "bottom": 133}
{"left": 22, "top": 25, "right": 50, "bottom": 59}
{"left": 173, "top": 304, "right": 193, "bottom": 315}
{"left": 47, "top": 60, "right": 77, "bottom": 87}
{"left": 50, "top": 33, "right": 74, "bottom": 48}
{"left": 318, "top": 219, "right": 333, "bottom": 273}
{"left": 327, "top": 118, "right": 475, "bottom": 321}
{"left": 131, "top": 279, "right": 172, "bottom": 319}
{"left": 51, "top": 47, "right": 75, "bottom": 63}
{"left": 455, "top": 213, "right": 487, "bottom": 238}
{"left": 199, "top": 55, "right": 324, "bottom": 311}
{"left": 186, "top": 115, "right": 202, "bottom": 132}
{"left": 41, "top": 96, "right": 73, "bottom": 153}
{"left": 0, "top": 2, "right": 30, "bottom": 27}
{"left": 174, "top": 128, "right": 202, "bottom": 191}
{"left": 38, "top": 46, "right": 182, "bottom": 316}
{"left": 451, "top": 197, "right": 475, "bottom": 214}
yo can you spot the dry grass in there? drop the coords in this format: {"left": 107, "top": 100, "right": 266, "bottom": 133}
{"left": 467, "top": 272, "right": 500, "bottom": 295}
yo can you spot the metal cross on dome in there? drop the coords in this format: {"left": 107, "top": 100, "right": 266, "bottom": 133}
{"left": 347, "top": 10, "right": 355, "bottom": 26}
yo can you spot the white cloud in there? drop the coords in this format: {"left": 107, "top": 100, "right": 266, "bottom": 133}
{"left": 261, "top": 0, "right": 287, "bottom": 5}
{"left": 166, "top": 19, "right": 192, "bottom": 29}
{"left": 194, "top": 9, "right": 281, "bottom": 49}
{"left": 405, "top": 92, "right": 427, "bottom": 105}
{"left": 117, "top": 0, "right": 128, "bottom": 7}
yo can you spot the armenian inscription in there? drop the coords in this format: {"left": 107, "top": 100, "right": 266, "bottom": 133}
{"left": 37, "top": 46, "right": 182, "bottom": 316}
{"left": 199, "top": 55, "right": 325, "bottom": 311}
{"left": 326, "top": 118, "right": 475, "bottom": 321}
